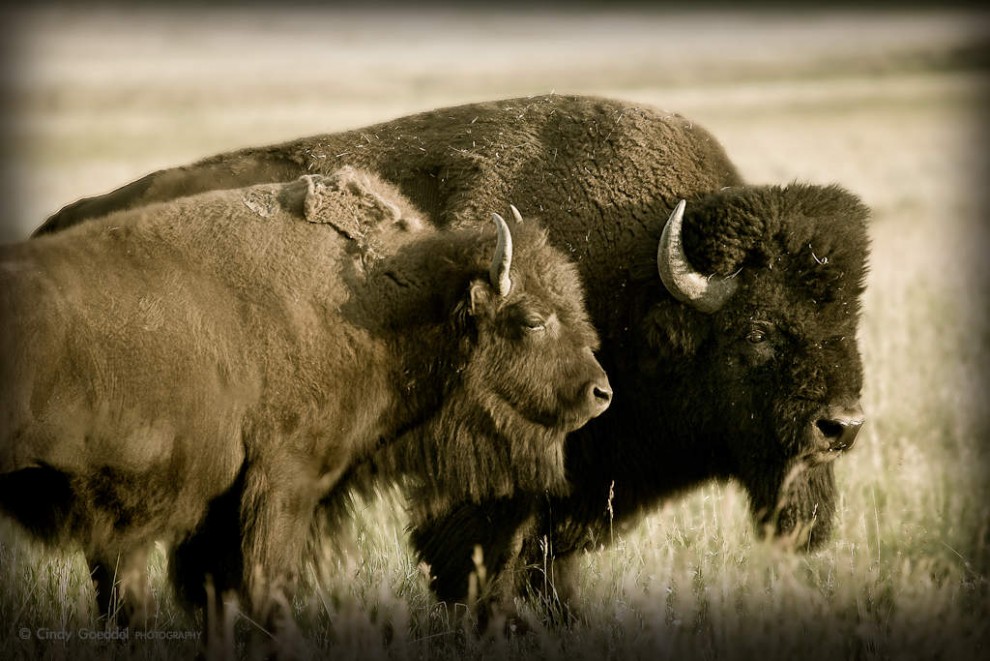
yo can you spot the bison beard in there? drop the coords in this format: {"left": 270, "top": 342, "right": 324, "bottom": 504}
{"left": 357, "top": 386, "right": 571, "bottom": 520}
{"left": 751, "top": 463, "right": 837, "bottom": 550}
{"left": 25, "top": 95, "right": 869, "bottom": 630}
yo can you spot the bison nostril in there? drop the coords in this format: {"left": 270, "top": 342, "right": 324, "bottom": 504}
{"left": 588, "top": 383, "right": 612, "bottom": 415}
{"left": 816, "top": 416, "right": 864, "bottom": 452}
{"left": 816, "top": 419, "right": 844, "bottom": 440}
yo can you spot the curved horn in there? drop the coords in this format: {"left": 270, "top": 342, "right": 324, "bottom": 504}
{"left": 657, "top": 200, "right": 739, "bottom": 314}
{"left": 490, "top": 212, "right": 513, "bottom": 297}
{"left": 509, "top": 204, "right": 524, "bottom": 224}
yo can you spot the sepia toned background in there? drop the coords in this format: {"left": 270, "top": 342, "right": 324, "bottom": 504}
{"left": 1, "top": 3, "right": 988, "bottom": 659}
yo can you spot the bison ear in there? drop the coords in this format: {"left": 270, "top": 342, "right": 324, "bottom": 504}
{"left": 467, "top": 278, "right": 495, "bottom": 317}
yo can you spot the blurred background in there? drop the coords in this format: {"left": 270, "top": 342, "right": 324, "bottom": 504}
{"left": 2, "top": 2, "right": 986, "bottom": 240}
{"left": 1, "top": 2, "right": 988, "bottom": 659}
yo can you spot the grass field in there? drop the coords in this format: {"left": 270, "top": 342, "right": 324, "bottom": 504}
{"left": 1, "top": 5, "right": 989, "bottom": 660}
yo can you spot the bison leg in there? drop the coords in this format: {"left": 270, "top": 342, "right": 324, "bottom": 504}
{"left": 169, "top": 482, "right": 246, "bottom": 655}
{"left": 411, "top": 495, "right": 611, "bottom": 633}
{"left": 171, "top": 528, "right": 242, "bottom": 660}
{"left": 410, "top": 497, "right": 543, "bottom": 633}
{"left": 89, "top": 545, "right": 155, "bottom": 628}
{"left": 170, "top": 469, "right": 247, "bottom": 612}
{"left": 238, "top": 464, "right": 326, "bottom": 656}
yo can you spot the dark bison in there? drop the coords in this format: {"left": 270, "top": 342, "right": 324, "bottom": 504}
{"left": 0, "top": 166, "right": 611, "bottom": 645}
{"left": 33, "top": 94, "right": 870, "bottom": 624}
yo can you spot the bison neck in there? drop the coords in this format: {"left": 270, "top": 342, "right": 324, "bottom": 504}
{"left": 339, "top": 229, "right": 480, "bottom": 457}
{"left": 380, "top": 323, "right": 466, "bottom": 441}
{"left": 549, "top": 270, "right": 739, "bottom": 526}
{"left": 564, "top": 394, "right": 731, "bottom": 505}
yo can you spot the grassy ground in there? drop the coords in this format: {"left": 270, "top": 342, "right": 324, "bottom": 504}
{"left": 1, "top": 6, "right": 988, "bottom": 660}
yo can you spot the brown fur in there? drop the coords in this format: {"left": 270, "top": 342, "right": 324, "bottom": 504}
{"left": 1, "top": 167, "right": 609, "bottom": 646}
{"left": 32, "top": 94, "right": 868, "bottom": 629}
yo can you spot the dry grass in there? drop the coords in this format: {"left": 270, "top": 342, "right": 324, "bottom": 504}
{"left": 1, "top": 5, "right": 988, "bottom": 660}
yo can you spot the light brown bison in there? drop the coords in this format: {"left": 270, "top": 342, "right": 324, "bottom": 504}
{"left": 32, "top": 94, "right": 869, "bottom": 629}
{"left": 0, "top": 167, "right": 610, "bottom": 647}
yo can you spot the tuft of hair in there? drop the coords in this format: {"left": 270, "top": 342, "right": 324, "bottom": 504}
{"left": 681, "top": 183, "right": 871, "bottom": 290}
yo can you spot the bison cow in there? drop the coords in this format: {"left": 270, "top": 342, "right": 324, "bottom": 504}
{"left": 33, "top": 94, "right": 870, "bottom": 626}
{"left": 0, "top": 166, "right": 611, "bottom": 647}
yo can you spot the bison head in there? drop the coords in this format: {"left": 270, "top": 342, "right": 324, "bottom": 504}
{"left": 465, "top": 209, "right": 613, "bottom": 432}
{"left": 392, "top": 209, "right": 611, "bottom": 516}
{"left": 650, "top": 184, "right": 869, "bottom": 549}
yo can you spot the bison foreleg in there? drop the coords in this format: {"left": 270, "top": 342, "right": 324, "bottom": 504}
{"left": 410, "top": 496, "right": 599, "bottom": 633}
{"left": 410, "top": 497, "right": 542, "bottom": 634}
{"left": 169, "top": 470, "right": 247, "bottom": 611}
{"left": 238, "top": 464, "right": 323, "bottom": 656}
{"left": 89, "top": 545, "right": 155, "bottom": 629}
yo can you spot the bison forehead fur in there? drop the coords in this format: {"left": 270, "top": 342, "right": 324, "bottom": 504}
{"left": 681, "top": 183, "right": 870, "bottom": 302}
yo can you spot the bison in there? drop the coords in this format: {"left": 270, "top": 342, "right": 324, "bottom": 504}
{"left": 32, "top": 94, "right": 870, "bottom": 626}
{"left": 0, "top": 166, "right": 611, "bottom": 646}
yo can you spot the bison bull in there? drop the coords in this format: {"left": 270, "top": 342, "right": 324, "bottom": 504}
{"left": 0, "top": 167, "right": 610, "bottom": 645}
{"left": 32, "top": 94, "right": 870, "bottom": 624}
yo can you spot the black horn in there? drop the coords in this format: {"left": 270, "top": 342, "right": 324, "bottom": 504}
{"left": 657, "top": 200, "right": 739, "bottom": 314}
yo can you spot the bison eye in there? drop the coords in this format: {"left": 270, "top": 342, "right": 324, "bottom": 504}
{"left": 746, "top": 329, "right": 766, "bottom": 344}
{"left": 522, "top": 316, "right": 546, "bottom": 333}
